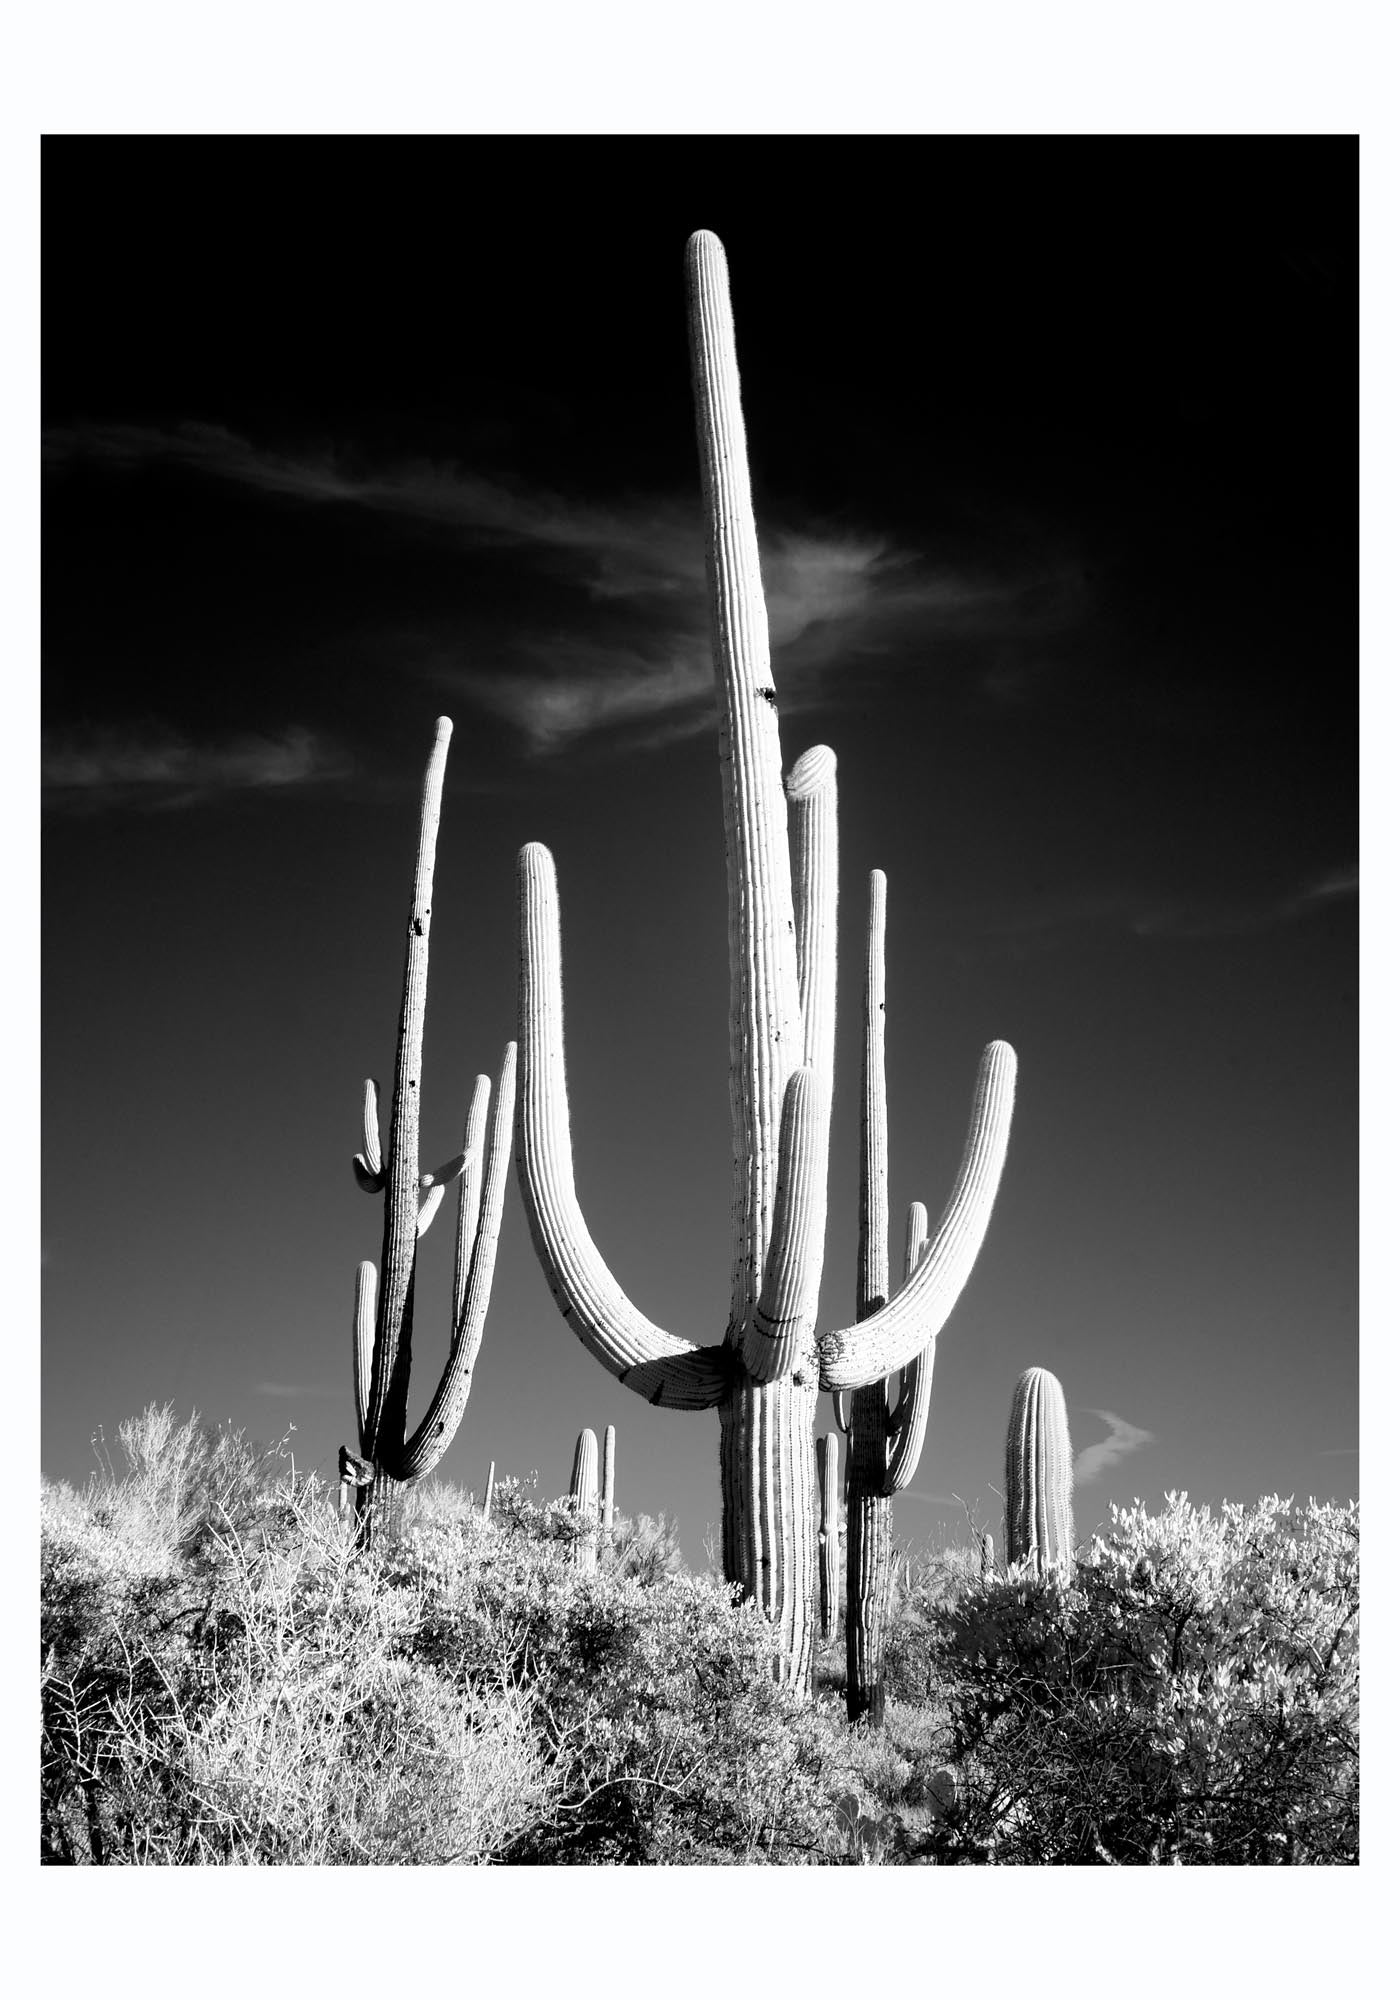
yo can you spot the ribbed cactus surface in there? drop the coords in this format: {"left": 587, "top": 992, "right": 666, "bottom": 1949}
{"left": 514, "top": 233, "right": 1017, "bottom": 1687}
{"left": 1004, "top": 1367, "right": 1075, "bottom": 1578}
{"left": 570, "top": 1427, "right": 600, "bottom": 1574}
{"left": 343, "top": 718, "right": 516, "bottom": 1542}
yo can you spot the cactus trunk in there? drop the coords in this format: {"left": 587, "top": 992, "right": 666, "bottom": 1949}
{"left": 817, "top": 1431, "right": 841, "bottom": 1642}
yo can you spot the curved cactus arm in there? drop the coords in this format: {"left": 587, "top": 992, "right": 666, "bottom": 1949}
{"left": 363, "top": 716, "right": 452, "bottom": 1456}
{"left": 420, "top": 1149, "right": 467, "bottom": 1191}
{"left": 819, "top": 1040, "right": 1017, "bottom": 1389}
{"left": 859, "top": 869, "right": 890, "bottom": 1320}
{"left": 517, "top": 841, "right": 728, "bottom": 1411}
{"left": 352, "top": 1259, "right": 377, "bottom": 1455}
{"left": 687, "top": 229, "right": 803, "bottom": 1340}
{"left": 354, "top": 1079, "right": 386, "bottom": 1192}
{"left": 415, "top": 1184, "right": 446, "bottom": 1238}
{"left": 399, "top": 1041, "right": 518, "bottom": 1482}
{"left": 886, "top": 1202, "right": 935, "bottom": 1492}
{"left": 745, "top": 1066, "right": 825, "bottom": 1381}
{"left": 450, "top": 1073, "right": 492, "bottom": 1333}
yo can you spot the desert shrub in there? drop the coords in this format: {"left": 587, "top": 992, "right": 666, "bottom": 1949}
{"left": 41, "top": 1469, "right": 556, "bottom": 1864}
{"left": 398, "top": 1488, "right": 834, "bottom": 1862}
{"left": 912, "top": 1493, "right": 1359, "bottom": 1865}
{"left": 606, "top": 1509, "right": 685, "bottom": 1586}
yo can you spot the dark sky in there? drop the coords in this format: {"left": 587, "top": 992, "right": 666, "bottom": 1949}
{"left": 42, "top": 139, "right": 1357, "bottom": 1563}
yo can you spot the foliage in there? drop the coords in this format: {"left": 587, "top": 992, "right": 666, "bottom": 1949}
{"left": 911, "top": 1493, "right": 1359, "bottom": 1864}
{"left": 39, "top": 1417, "right": 1360, "bottom": 1865}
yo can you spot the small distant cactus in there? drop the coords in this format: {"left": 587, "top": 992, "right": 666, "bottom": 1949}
{"left": 817, "top": 1432, "right": 841, "bottom": 1640}
{"left": 1004, "top": 1366, "right": 1074, "bottom": 1578}
{"left": 981, "top": 1529, "right": 997, "bottom": 1581}
{"left": 569, "top": 1427, "right": 600, "bottom": 1573}
{"left": 480, "top": 1459, "right": 496, "bottom": 1522}
{"left": 601, "top": 1423, "right": 616, "bottom": 1550}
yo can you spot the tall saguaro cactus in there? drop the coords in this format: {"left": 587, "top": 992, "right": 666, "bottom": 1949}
{"left": 345, "top": 717, "right": 517, "bottom": 1542}
{"left": 516, "top": 232, "right": 1018, "bottom": 1688}
{"left": 844, "top": 869, "right": 947, "bottom": 1724}
{"left": 1004, "top": 1366, "right": 1075, "bottom": 1578}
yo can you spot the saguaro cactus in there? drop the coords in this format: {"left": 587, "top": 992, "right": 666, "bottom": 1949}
{"left": 817, "top": 1431, "right": 842, "bottom": 1642}
{"left": 516, "top": 232, "right": 1017, "bottom": 1688}
{"left": 344, "top": 717, "right": 517, "bottom": 1542}
{"left": 843, "top": 869, "right": 947, "bottom": 1725}
{"left": 601, "top": 1423, "right": 617, "bottom": 1551}
{"left": 1004, "top": 1366, "right": 1075, "bottom": 1578}
{"left": 481, "top": 1459, "right": 496, "bottom": 1522}
{"left": 569, "top": 1427, "right": 600, "bottom": 1573}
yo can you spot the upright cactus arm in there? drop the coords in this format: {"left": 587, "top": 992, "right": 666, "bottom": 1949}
{"left": 886, "top": 1201, "right": 935, "bottom": 1493}
{"left": 746, "top": 1066, "right": 825, "bottom": 1380}
{"left": 450, "top": 1070, "right": 492, "bottom": 1335}
{"left": 352, "top": 1079, "right": 386, "bottom": 1193}
{"left": 398, "top": 1040, "right": 517, "bottom": 1482}
{"left": 859, "top": 870, "right": 890, "bottom": 1320}
{"left": 362, "top": 716, "right": 452, "bottom": 1457}
{"left": 687, "top": 230, "right": 805, "bottom": 1341}
{"left": 352, "top": 1260, "right": 377, "bottom": 1454}
{"left": 819, "top": 1038, "right": 1017, "bottom": 1389}
{"left": 517, "top": 842, "right": 729, "bottom": 1411}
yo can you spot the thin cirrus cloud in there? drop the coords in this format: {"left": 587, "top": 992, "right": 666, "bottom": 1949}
{"left": 46, "top": 419, "right": 1091, "bottom": 758}
{"left": 1074, "top": 1409, "right": 1156, "bottom": 1488}
{"left": 973, "top": 863, "right": 1358, "bottom": 953}
{"left": 42, "top": 724, "right": 353, "bottom": 811}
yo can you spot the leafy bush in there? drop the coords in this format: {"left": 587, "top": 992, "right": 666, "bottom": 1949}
{"left": 912, "top": 1493, "right": 1359, "bottom": 1864}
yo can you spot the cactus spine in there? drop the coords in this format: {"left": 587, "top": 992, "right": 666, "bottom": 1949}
{"left": 1004, "top": 1367, "right": 1074, "bottom": 1578}
{"left": 515, "top": 232, "right": 1017, "bottom": 1688}
{"left": 845, "top": 870, "right": 945, "bottom": 1724}
{"left": 344, "top": 717, "right": 517, "bottom": 1542}
{"left": 817, "top": 1432, "right": 842, "bottom": 1642}
{"left": 569, "top": 1427, "right": 600, "bottom": 1573}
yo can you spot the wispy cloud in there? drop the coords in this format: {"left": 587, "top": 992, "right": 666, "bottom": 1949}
{"left": 975, "top": 862, "right": 1358, "bottom": 953}
{"left": 1074, "top": 1409, "right": 1156, "bottom": 1488}
{"left": 47, "top": 419, "right": 1089, "bottom": 757}
{"left": 42, "top": 725, "right": 354, "bottom": 811}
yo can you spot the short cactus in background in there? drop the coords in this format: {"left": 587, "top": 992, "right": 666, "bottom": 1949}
{"left": 1004, "top": 1366, "right": 1075, "bottom": 1578}
{"left": 817, "top": 1432, "right": 841, "bottom": 1641}
{"left": 981, "top": 1530, "right": 997, "bottom": 1582}
{"left": 601, "top": 1423, "right": 616, "bottom": 1551}
{"left": 569, "top": 1427, "right": 600, "bottom": 1573}
{"left": 516, "top": 232, "right": 1016, "bottom": 1688}
{"left": 343, "top": 717, "right": 517, "bottom": 1544}
{"left": 480, "top": 1459, "right": 496, "bottom": 1522}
